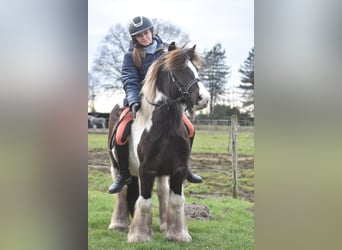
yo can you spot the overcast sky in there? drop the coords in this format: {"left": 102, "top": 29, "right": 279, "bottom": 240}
{"left": 89, "top": 0, "right": 253, "bottom": 84}
{"left": 88, "top": 0, "right": 253, "bottom": 112}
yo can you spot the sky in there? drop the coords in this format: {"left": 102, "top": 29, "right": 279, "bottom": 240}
{"left": 88, "top": 0, "right": 254, "bottom": 112}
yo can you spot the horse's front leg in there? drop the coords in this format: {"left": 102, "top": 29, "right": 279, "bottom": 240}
{"left": 166, "top": 170, "right": 192, "bottom": 243}
{"left": 156, "top": 176, "right": 169, "bottom": 233}
{"left": 127, "top": 166, "right": 154, "bottom": 243}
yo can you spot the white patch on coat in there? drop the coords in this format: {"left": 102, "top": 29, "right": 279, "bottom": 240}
{"left": 188, "top": 61, "right": 210, "bottom": 107}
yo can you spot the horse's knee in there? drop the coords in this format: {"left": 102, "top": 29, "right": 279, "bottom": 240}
{"left": 169, "top": 171, "right": 186, "bottom": 195}
{"left": 127, "top": 177, "right": 139, "bottom": 216}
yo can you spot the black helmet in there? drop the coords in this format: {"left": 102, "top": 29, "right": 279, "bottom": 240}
{"left": 129, "top": 16, "right": 153, "bottom": 37}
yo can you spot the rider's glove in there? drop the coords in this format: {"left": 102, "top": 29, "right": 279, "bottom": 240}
{"left": 130, "top": 102, "right": 141, "bottom": 118}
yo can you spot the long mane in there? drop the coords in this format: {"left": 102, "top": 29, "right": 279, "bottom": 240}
{"left": 140, "top": 46, "right": 201, "bottom": 116}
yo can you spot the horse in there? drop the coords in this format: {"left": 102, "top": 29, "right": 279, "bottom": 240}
{"left": 88, "top": 115, "right": 106, "bottom": 129}
{"left": 107, "top": 42, "right": 210, "bottom": 243}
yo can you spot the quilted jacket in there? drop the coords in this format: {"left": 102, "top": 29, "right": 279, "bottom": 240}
{"left": 121, "top": 35, "right": 167, "bottom": 107}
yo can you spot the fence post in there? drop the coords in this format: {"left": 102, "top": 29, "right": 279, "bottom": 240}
{"left": 227, "top": 118, "right": 232, "bottom": 152}
{"left": 231, "top": 115, "right": 238, "bottom": 198}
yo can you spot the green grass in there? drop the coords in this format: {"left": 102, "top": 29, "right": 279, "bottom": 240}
{"left": 88, "top": 127, "right": 254, "bottom": 155}
{"left": 192, "top": 129, "right": 254, "bottom": 155}
{"left": 88, "top": 127, "right": 254, "bottom": 249}
{"left": 88, "top": 169, "right": 254, "bottom": 250}
{"left": 88, "top": 134, "right": 108, "bottom": 150}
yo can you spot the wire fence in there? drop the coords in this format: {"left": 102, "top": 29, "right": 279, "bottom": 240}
{"left": 194, "top": 118, "right": 254, "bottom": 132}
{"left": 88, "top": 117, "right": 254, "bottom": 131}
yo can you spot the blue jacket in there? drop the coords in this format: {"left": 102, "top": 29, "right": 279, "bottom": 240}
{"left": 121, "top": 35, "right": 167, "bottom": 107}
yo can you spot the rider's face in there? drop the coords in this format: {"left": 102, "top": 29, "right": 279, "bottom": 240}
{"left": 134, "top": 29, "right": 152, "bottom": 46}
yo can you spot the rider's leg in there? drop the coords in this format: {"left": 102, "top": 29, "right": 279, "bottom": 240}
{"left": 182, "top": 114, "right": 203, "bottom": 183}
{"left": 108, "top": 108, "right": 133, "bottom": 194}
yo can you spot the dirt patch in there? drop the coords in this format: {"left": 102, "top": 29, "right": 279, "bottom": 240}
{"left": 186, "top": 153, "right": 254, "bottom": 202}
{"left": 88, "top": 151, "right": 254, "bottom": 202}
{"left": 185, "top": 202, "right": 215, "bottom": 220}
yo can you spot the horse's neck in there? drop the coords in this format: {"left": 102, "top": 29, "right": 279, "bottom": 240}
{"left": 152, "top": 103, "right": 184, "bottom": 134}
{"left": 140, "top": 82, "right": 185, "bottom": 133}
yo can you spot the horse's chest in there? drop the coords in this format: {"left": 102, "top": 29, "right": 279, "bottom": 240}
{"left": 128, "top": 119, "right": 152, "bottom": 175}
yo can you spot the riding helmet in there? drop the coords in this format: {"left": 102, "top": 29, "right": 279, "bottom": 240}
{"left": 129, "top": 16, "right": 153, "bottom": 37}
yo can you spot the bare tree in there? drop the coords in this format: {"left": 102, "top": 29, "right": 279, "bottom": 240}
{"left": 88, "top": 72, "right": 101, "bottom": 112}
{"left": 91, "top": 24, "right": 130, "bottom": 91}
{"left": 151, "top": 18, "right": 190, "bottom": 46}
{"left": 89, "top": 19, "right": 191, "bottom": 93}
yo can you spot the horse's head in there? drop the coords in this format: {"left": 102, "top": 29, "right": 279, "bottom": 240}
{"left": 162, "top": 42, "right": 210, "bottom": 111}
{"left": 143, "top": 42, "right": 210, "bottom": 112}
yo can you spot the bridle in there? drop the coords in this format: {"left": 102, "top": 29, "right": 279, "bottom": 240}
{"left": 146, "top": 70, "right": 200, "bottom": 111}
{"left": 169, "top": 71, "right": 200, "bottom": 101}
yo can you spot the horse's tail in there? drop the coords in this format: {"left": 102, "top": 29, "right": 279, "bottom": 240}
{"left": 107, "top": 104, "right": 122, "bottom": 165}
{"left": 126, "top": 176, "right": 139, "bottom": 217}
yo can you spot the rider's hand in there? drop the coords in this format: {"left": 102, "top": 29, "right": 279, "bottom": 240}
{"left": 130, "top": 102, "right": 141, "bottom": 118}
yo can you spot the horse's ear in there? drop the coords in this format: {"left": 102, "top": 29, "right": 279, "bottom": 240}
{"left": 187, "top": 45, "right": 196, "bottom": 58}
{"left": 168, "top": 42, "right": 177, "bottom": 51}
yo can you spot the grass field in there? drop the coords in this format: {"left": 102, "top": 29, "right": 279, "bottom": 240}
{"left": 88, "top": 168, "right": 254, "bottom": 250}
{"left": 88, "top": 127, "right": 254, "bottom": 249}
{"left": 88, "top": 127, "right": 254, "bottom": 155}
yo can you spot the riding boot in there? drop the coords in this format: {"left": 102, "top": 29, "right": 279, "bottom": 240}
{"left": 108, "top": 143, "right": 132, "bottom": 194}
{"left": 186, "top": 135, "right": 203, "bottom": 183}
{"left": 187, "top": 168, "right": 203, "bottom": 183}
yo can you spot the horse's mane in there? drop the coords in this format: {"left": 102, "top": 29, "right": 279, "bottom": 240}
{"left": 141, "top": 46, "right": 201, "bottom": 115}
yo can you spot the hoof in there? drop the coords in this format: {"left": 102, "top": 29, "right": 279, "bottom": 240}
{"left": 166, "top": 232, "right": 192, "bottom": 243}
{"left": 127, "top": 232, "right": 152, "bottom": 243}
{"left": 108, "top": 222, "right": 129, "bottom": 232}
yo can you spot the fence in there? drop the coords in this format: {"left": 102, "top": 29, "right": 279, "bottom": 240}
{"left": 88, "top": 117, "right": 254, "bottom": 131}
{"left": 193, "top": 118, "right": 254, "bottom": 132}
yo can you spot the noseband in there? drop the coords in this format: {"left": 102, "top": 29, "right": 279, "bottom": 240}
{"left": 146, "top": 70, "right": 200, "bottom": 111}
{"left": 169, "top": 71, "right": 200, "bottom": 101}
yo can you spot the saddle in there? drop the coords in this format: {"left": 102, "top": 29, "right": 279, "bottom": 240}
{"left": 108, "top": 105, "right": 133, "bottom": 150}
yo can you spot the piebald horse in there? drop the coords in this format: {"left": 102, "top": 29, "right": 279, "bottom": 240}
{"left": 107, "top": 42, "right": 210, "bottom": 243}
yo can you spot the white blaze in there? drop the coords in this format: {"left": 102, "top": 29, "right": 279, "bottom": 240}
{"left": 188, "top": 61, "right": 210, "bottom": 107}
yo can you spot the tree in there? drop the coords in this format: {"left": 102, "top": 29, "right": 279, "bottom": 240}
{"left": 88, "top": 72, "right": 102, "bottom": 112}
{"left": 200, "top": 43, "right": 231, "bottom": 118}
{"left": 90, "top": 24, "right": 130, "bottom": 91}
{"left": 150, "top": 18, "right": 190, "bottom": 47}
{"left": 238, "top": 47, "right": 254, "bottom": 113}
{"left": 89, "top": 19, "right": 191, "bottom": 92}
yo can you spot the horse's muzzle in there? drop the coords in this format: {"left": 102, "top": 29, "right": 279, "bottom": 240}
{"left": 194, "top": 101, "right": 208, "bottom": 111}
{"left": 195, "top": 95, "right": 209, "bottom": 110}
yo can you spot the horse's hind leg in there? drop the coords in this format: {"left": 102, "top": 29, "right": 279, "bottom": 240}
{"left": 156, "top": 176, "right": 169, "bottom": 233}
{"left": 166, "top": 172, "right": 192, "bottom": 243}
{"left": 108, "top": 186, "right": 130, "bottom": 231}
{"left": 127, "top": 170, "right": 154, "bottom": 243}
{"left": 108, "top": 105, "right": 130, "bottom": 231}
